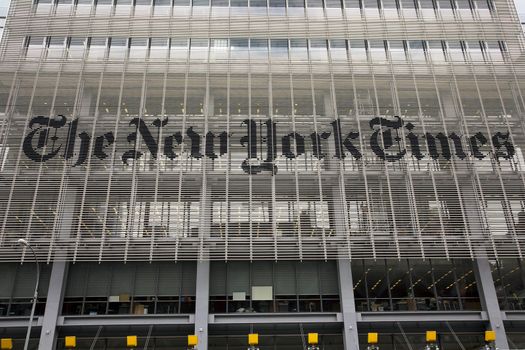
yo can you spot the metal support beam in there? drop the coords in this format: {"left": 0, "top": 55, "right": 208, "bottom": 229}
{"left": 38, "top": 262, "right": 68, "bottom": 350}
{"left": 59, "top": 314, "right": 193, "bottom": 326}
{"left": 338, "top": 259, "right": 360, "bottom": 350}
{"left": 211, "top": 312, "right": 341, "bottom": 324}
{"left": 474, "top": 258, "right": 509, "bottom": 350}
{"left": 38, "top": 188, "right": 76, "bottom": 350}
{"left": 194, "top": 261, "right": 210, "bottom": 350}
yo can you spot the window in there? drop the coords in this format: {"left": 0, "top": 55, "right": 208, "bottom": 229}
{"left": 288, "top": 0, "right": 304, "bottom": 6}
{"left": 419, "top": 0, "right": 435, "bottom": 9}
{"left": 290, "top": 39, "right": 308, "bottom": 60}
{"left": 209, "top": 261, "right": 340, "bottom": 313}
{"left": 62, "top": 262, "right": 196, "bottom": 316}
{"left": 26, "top": 36, "right": 46, "bottom": 58}
{"left": 345, "top": 0, "right": 360, "bottom": 8}
{"left": 456, "top": 0, "right": 471, "bottom": 9}
{"left": 268, "top": 0, "right": 285, "bottom": 15}
{"left": 388, "top": 40, "right": 406, "bottom": 61}
{"left": 400, "top": 0, "right": 415, "bottom": 10}
{"left": 493, "top": 259, "right": 525, "bottom": 311}
{"left": 108, "top": 37, "right": 128, "bottom": 59}
{"left": 87, "top": 37, "right": 107, "bottom": 60}
{"left": 149, "top": 37, "right": 169, "bottom": 59}
{"left": 363, "top": 0, "right": 378, "bottom": 9}
{"left": 325, "top": 0, "right": 341, "bottom": 8}
{"left": 170, "top": 38, "right": 189, "bottom": 60}
{"left": 230, "top": 38, "right": 249, "bottom": 59}
{"left": 250, "top": 0, "right": 267, "bottom": 7}
{"left": 47, "top": 36, "right": 66, "bottom": 59}
{"left": 368, "top": 39, "right": 386, "bottom": 62}
{"left": 249, "top": 38, "right": 267, "bottom": 60}
{"left": 408, "top": 40, "right": 426, "bottom": 61}
{"left": 438, "top": 0, "right": 451, "bottom": 8}
{"left": 48, "top": 36, "right": 66, "bottom": 46}
{"left": 349, "top": 39, "right": 367, "bottom": 61}
{"left": 466, "top": 40, "right": 483, "bottom": 61}
{"left": 309, "top": 39, "right": 328, "bottom": 61}
{"left": 307, "top": 0, "right": 323, "bottom": 7}
{"left": 484, "top": 40, "right": 504, "bottom": 61}
{"left": 427, "top": 40, "right": 445, "bottom": 62}
{"left": 68, "top": 37, "right": 86, "bottom": 56}
{"left": 190, "top": 38, "right": 209, "bottom": 60}
{"left": 129, "top": 37, "right": 148, "bottom": 60}
{"left": 329, "top": 39, "right": 347, "bottom": 61}
{"left": 446, "top": 40, "right": 465, "bottom": 61}
{"left": 382, "top": 0, "right": 397, "bottom": 9}
{"left": 270, "top": 39, "right": 288, "bottom": 60}
{"left": 354, "top": 259, "right": 480, "bottom": 312}
{"left": 210, "top": 38, "right": 229, "bottom": 60}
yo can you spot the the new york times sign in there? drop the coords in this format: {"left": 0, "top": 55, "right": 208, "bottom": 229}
{"left": 22, "top": 115, "right": 515, "bottom": 174}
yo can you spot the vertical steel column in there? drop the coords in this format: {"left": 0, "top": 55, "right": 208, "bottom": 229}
{"left": 194, "top": 90, "right": 212, "bottom": 349}
{"left": 326, "top": 89, "right": 360, "bottom": 349}
{"left": 474, "top": 258, "right": 509, "bottom": 350}
{"left": 337, "top": 259, "right": 360, "bottom": 350}
{"left": 38, "top": 262, "right": 68, "bottom": 350}
{"left": 194, "top": 260, "right": 210, "bottom": 350}
{"left": 38, "top": 190, "right": 77, "bottom": 350}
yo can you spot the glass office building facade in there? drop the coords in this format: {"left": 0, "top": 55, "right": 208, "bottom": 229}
{"left": 0, "top": 0, "right": 525, "bottom": 348}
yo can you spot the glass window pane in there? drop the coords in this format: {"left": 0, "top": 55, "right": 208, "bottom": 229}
{"left": 151, "top": 38, "right": 169, "bottom": 46}
{"left": 307, "top": 0, "right": 323, "bottom": 7}
{"left": 345, "top": 0, "right": 360, "bottom": 7}
{"left": 288, "top": 0, "right": 304, "bottom": 6}
{"left": 69, "top": 37, "right": 86, "bottom": 46}
{"left": 231, "top": 0, "right": 248, "bottom": 6}
{"left": 325, "top": 0, "right": 341, "bottom": 7}
{"left": 49, "top": 37, "right": 65, "bottom": 46}
{"left": 130, "top": 38, "right": 148, "bottom": 47}
{"left": 110, "top": 38, "right": 128, "bottom": 46}
{"left": 270, "top": 39, "right": 288, "bottom": 59}
{"left": 366, "top": 260, "right": 390, "bottom": 311}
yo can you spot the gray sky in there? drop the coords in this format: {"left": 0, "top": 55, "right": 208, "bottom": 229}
{"left": 514, "top": 0, "right": 525, "bottom": 16}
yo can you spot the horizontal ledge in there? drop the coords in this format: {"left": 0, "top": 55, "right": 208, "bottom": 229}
{"left": 58, "top": 314, "right": 194, "bottom": 326}
{"left": 502, "top": 311, "right": 525, "bottom": 321}
{"left": 358, "top": 311, "right": 488, "bottom": 322}
{"left": 210, "top": 312, "right": 342, "bottom": 324}
{"left": 0, "top": 316, "right": 43, "bottom": 328}
{"left": 0, "top": 311, "right": 492, "bottom": 328}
